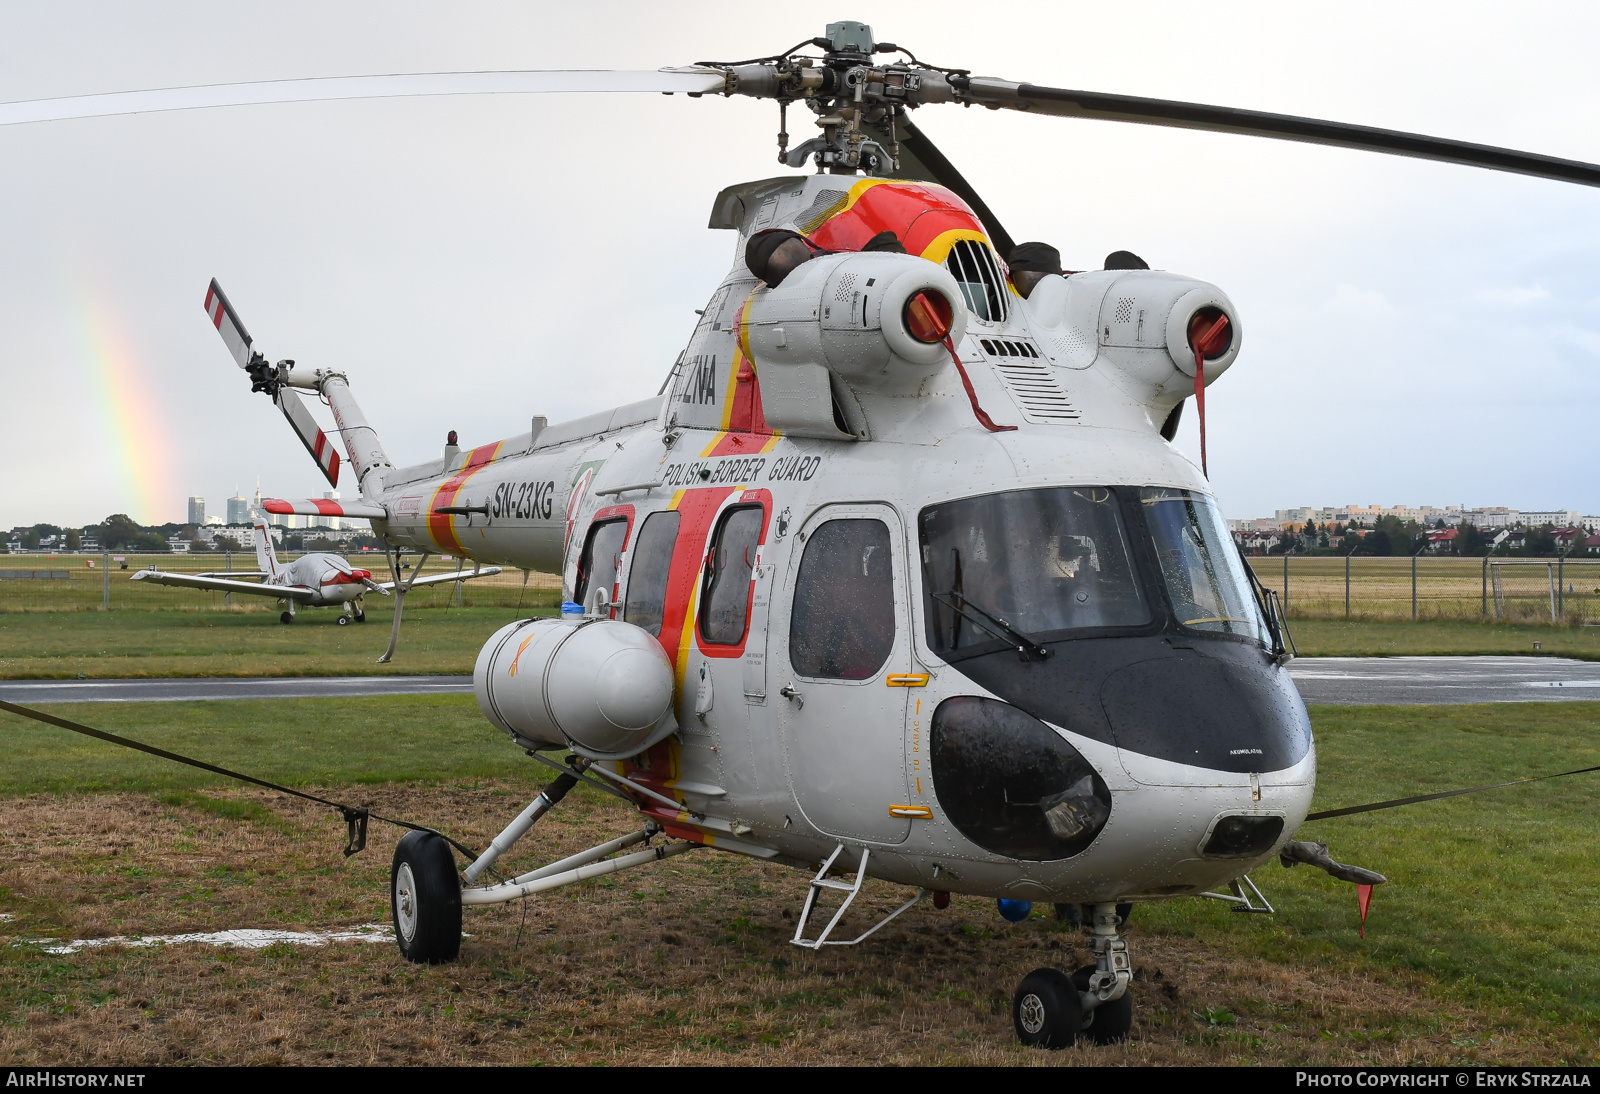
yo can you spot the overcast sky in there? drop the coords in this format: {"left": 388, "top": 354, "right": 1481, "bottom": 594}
{"left": 2, "top": 1, "right": 1597, "bottom": 530}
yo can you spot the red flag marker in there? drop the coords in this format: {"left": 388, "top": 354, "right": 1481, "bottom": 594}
{"left": 1357, "top": 883, "right": 1374, "bottom": 938}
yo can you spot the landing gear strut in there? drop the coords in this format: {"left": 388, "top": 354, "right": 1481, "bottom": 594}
{"left": 1013, "top": 901, "right": 1134, "bottom": 1049}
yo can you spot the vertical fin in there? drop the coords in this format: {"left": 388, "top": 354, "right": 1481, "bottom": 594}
{"left": 252, "top": 518, "right": 281, "bottom": 578}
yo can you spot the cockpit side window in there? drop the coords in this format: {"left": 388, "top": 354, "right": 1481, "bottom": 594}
{"left": 790, "top": 518, "right": 896, "bottom": 680}
{"left": 699, "top": 505, "right": 764, "bottom": 645}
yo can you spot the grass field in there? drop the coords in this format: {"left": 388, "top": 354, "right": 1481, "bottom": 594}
{"left": 0, "top": 553, "right": 561, "bottom": 613}
{"left": 0, "top": 696, "right": 1595, "bottom": 1063}
{"left": 0, "top": 607, "right": 556, "bottom": 679}
{"left": 4, "top": 610, "right": 1600, "bottom": 680}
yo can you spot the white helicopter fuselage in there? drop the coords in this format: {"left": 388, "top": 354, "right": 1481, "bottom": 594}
{"left": 356, "top": 175, "right": 1315, "bottom": 906}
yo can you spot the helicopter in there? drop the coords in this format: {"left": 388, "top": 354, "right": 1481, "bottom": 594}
{"left": 9, "top": 20, "right": 1599, "bottom": 1050}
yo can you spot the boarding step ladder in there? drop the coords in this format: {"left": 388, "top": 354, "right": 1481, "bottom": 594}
{"left": 791, "top": 844, "right": 929, "bottom": 949}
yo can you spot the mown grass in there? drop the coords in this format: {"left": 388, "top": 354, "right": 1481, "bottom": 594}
{"left": 1136, "top": 700, "right": 1600, "bottom": 1027}
{"left": 1286, "top": 618, "right": 1600, "bottom": 660}
{"left": 0, "top": 695, "right": 528, "bottom": 794}
{"left": 0, "top": 693, "right": 1597, "bottom": 1037}
{"left": 4, "top": 606, "right": 1599, "bottom": 682}
{"left": 0, "top": 606, "right": 555, "bottom": 679}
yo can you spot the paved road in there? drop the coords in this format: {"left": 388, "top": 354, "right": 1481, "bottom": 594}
{"left": 0, "top": 675, "right": 473, "bottom": 704}
{"left": 1287, "top": 656, "right": 1600, "bottom": 705}
{"left": 3, "top": 658, "right": 1599, "bottom": 707}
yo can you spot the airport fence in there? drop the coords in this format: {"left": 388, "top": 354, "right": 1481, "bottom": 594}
{"left": 1247, "top": 554, "right": 1600, "bottom": 625}
{"left": 0, "top": 552, "right": 562, "bottom": 613}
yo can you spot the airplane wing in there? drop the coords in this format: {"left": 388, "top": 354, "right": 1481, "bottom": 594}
{"left": 131, "top": 569, "right": 318, "bottom": 602}
{"left": 193, "top": 571, "right": 269, "bottom": 579}
{"left": 375, "top": 566, "right": 503, "bottom": 592}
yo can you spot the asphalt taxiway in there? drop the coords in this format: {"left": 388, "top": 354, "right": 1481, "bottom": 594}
{"left": 3, "top": 657, "right": 1599, "bottom": 706}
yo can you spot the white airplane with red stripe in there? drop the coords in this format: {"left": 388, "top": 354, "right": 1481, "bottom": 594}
{"left": 132, "top": 515, "right": 501, "bottom": 624}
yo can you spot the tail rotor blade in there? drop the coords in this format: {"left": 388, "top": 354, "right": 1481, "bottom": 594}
{"left": 204, "top": 279, "right": 253, "bottom": 369}
{"left": 276, "top": 387, "right": 341, "bottom": 489}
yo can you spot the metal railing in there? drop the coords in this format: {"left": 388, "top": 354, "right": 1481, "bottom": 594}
{"left": 1253, "top": 554, "right": 1600, "bottom": 625}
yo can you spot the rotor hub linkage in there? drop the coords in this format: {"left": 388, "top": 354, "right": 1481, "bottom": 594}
{"left": 710, "top": 22, "right": 963, "bottom": 175}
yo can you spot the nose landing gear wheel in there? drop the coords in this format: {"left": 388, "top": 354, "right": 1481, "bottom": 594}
{"left": 1072, "top": 965, "right": 1134, "bottom": 1044}
{"left": 1012, "top": 967, "right": 1082, "bottom": 1049}
{"left": 279, "top": 611, "right": 293, "bottom": 624}
{"left": 390, "top": 830, "right": 462, "bottom": 964}
{"left": 354, "top": 609, "right": 366, "bottom": 622}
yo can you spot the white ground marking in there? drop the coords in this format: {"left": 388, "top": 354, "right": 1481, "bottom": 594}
{"left": 17, "top": 923, "right": 395, "bottom": 955}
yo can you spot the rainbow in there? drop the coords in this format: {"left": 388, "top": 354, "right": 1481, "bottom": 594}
{"left": 70, "top": 293, "right": 174, "bottom": 524}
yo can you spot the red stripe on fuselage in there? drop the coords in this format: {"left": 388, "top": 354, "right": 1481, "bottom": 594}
{"left": 427, "top": 442, "right": 502, "bottom": 555}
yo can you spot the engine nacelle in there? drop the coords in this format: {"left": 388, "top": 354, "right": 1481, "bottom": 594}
{"left": 474, "top": 617, "right": 677, "bottom": 760}
{"left": 1025, "top": 270, "right": 1241, "bottom": 411}
{"left": 743, "top": 251, "right": 969, "bottom": 436}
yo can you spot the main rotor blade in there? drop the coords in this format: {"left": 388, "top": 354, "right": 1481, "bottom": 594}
{"left": 872, "top": 114, "right": 1016, "bottom": 260}
{"left": 961, "top": 79, "right": 1600, "bottom": 188}
{"left": 0, "top": 69, "right": 727, "bottom": 127}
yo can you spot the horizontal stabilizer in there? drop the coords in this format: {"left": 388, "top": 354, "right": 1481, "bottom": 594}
{"left": 204, "top": 279, "right": 253, "bottom": 368}
{"left": 261, "top": 497, "right": 387, "bottom": 519}
{"left": 275, "top": 387, "right": 341, "bottom": 488}
{"left": 375, "top": 566, "right": 502, "bottom": 593}
{"left": 131, "top": 568, "right": 317, "bottom": 601}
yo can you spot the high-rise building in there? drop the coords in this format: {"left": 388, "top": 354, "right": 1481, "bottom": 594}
{"left": 226, "top": 490, "right": 250, "bottom": 524}
{"left": 320, "top": 491, "right": 342, "bottom": 531}
{"left": 187, "top": 497, "right": 206, "bottom": 525}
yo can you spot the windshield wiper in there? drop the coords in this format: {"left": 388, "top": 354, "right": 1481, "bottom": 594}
{"left": 932, "top": 589, "right": 1051, "bottom": 661}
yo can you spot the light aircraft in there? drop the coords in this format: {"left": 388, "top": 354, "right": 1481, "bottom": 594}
{"left": 132, "top": 512, "right": 503, "bottom": 628}
{"left": 9, "top": 21, "right": 1598, "bottom": 1049}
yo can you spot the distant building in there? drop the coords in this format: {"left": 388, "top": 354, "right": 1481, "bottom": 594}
{"left": 226, "top": 492, "right": 250, "bottom": 524}
{"left": 217, "top": 524, "right": 283, "bottom": 549}
{"left": 1522, "top": 510, "right": 1582, "bottom": 529}
{"left": 187, "top": 496, "right": 206, "bottom": 525}
{"left": 1425, "top": 528, "right": 1458, "bottom": 553}
{"left": 1554, "top": 528, "right": 1585, "bottom": 554}
{"left": 165, "top": 535, "right": 190, "bottom": 554}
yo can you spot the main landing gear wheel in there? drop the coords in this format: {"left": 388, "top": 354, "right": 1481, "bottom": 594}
{"left": 390, "top": 830, "right": 462, "bottom": 964}
{"left": 337, "top": 615, "right": 350, "bottom": 626}
{"left": 279, "top": 611, "right": 293, "bottom": 625}
{"left": 1072, "top": 965, "right": 1134, "bottom": 1045}
{"left": 1012, "top": 967, "right": 1082, "bottom": 1049}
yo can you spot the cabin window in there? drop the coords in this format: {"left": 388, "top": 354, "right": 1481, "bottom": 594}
{"left": 944, "top": 239, "right": 1009, "bottom": 325}
{"left": 919, "top": 487, "right": 1149, "bottom": 657}
{"left": 789, "top": 519, "right": 896, "bottom": 680}
{"left": 623, "top": 511, "right": 680, "bottom": 637}
{"left": 574, "top": 518, "right": 628, "bottom": 614}
{"left": 699, "top": 506, "right": 764, "bottom": 645}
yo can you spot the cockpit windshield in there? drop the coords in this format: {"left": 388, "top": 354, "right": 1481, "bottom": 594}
{"left": 1141, "top": 488, "right": 1268, "bottom": 645}
{"left": 919, "top": 487, "right": 1150, "bottom": 656}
